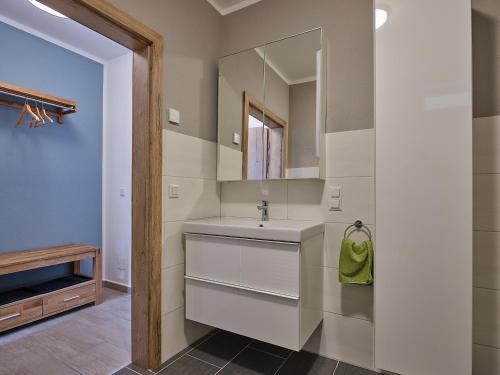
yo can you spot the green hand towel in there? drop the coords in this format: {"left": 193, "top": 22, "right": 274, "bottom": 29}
{"left": 338, "top": 238, "right": 373, "bottom": 285}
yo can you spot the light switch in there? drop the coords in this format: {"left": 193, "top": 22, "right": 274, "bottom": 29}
{"left": 119, "top": 188, "right": 126, "bottom": 197}
{"left": 168, "top": 108, "right": 180, "bottom": 125}
{"left": 168, "top": 184, "right": 179, "bottom": 198}
{"left": 330, "top": 185, "right": 342, "bottom": 198}
{"left": 329, "top": 198, "right": 342, "bottom": 211}
{"left": 232, "top": 133, "right": 241, "bottom": 145}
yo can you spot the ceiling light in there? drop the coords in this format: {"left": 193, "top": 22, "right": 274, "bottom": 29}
{"left": 375, "top": 8, "right": 388, "bottom": 29}
{"left": 28, "top": 0, "right": 68, "bottom": 18}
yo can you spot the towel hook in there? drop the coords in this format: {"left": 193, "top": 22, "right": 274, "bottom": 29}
{"left": 344, "top": 220, "right": 372, "bottom": 240}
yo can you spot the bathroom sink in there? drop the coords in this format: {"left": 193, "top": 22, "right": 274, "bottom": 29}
{"left": 183, "top": 217, "right": 324, "bottom": 242}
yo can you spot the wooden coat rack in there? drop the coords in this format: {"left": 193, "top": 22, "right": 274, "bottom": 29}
{"left": 0, "top": 81, "right": 77, "bottom": 125}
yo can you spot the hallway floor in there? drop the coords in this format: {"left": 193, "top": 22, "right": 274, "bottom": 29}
{"left": 115, "top": 330, "right": 378, "bottom": 375}
{"left": 0, "top": 288, "right": 131, "bottom": 375}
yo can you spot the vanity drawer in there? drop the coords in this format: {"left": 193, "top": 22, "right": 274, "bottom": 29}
{"left": 186, "top": 234, "right": 300, "bottom": 296}
{"left": 0, "top": 299, "right": 43, "bottom": 331}
{"left": 186, "top": 277, "right": 300, "bottom": 350}
{"left": 43, "top": 283, "right": 95, "bottom": 315}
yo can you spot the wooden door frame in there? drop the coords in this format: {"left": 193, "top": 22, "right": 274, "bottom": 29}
{"left": 242, "top": 91, "right": 288, "bottom": 179}
{"left": 39, "top": 0, "right": 163, "bottom": 370}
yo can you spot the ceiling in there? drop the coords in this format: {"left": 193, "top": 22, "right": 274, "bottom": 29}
{"left": 207, "top": 0, "right": 263, "bottom": 16}
{"left": 0, "top": 0, "right": 130, "bottom": 63}
{"left": 256, "top": 30, "right": 321, "bottom": 84}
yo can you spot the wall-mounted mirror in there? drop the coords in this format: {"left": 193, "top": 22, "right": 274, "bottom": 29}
{"left": 217, "top": 28, "right": 325, "bottom": 181}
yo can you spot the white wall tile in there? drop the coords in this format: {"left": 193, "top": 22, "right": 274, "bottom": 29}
{"left": 304, "top": 312, "right": 374, "bottom": 370}
{"left": 163, "top": 176, "right": 220, "bottom": 222}
{"left": 162, "top": 264, "right": 185, "bottom": 315}
{"left": 218, "top": 145, "right": 243, "bottom": 181}
{"left": 474, "top": 174, "right": 500, "bottom": 231}
{"left": 161, "top": 308, "right": 213, "bottom": 363}
{"left": 323, "top": 267, "right": 373, "bottom": 321}
{"left": 287, "top": 178, "right": 374, "bottom": 224}
{"left": 163, "top": 130, "right": 217, "bottom": 179}
{"left": 324, "top": 223, "right": 374, "bottom": 269}
{"left": 325, "top": 130, "right": 374, "bottom": 178}
{"left": 162, "top": 221, "right": 185, "bottom": 269}
{"left": 474, "top": 231, "right": 500, "bottom": 290}
{"left": 220, "top": 180, "right": 287, "bottom": 219}
{"left": 474, "top": 287, "right": 500, "bottom": 348}
{"left": 474, "top": 116, "right": 500, "bottom": 174}
{"left": 473, "top": 344, "right": 500, "bottom": 375}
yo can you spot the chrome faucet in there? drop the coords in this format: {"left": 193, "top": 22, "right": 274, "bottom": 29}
{"left": 257, "top": 200, "right": 269, "bottom": 221}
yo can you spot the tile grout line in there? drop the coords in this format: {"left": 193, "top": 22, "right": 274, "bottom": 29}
{"left": 213, "top": 340, "right": 254, "bottom": 375}
{"left": 185, "top": 353, "right": 222, "bottom": 369}
{"left": 247, "top": 346, "right": 289, "bottom": 360}
{"left": 155, "top": 330, "right": 220, "bottom": 373}
{"left": 332, "top": 360, "right": 340, "bottom": 374}
{"left": 273, "top": 350, "right": 293, "bottom": 375}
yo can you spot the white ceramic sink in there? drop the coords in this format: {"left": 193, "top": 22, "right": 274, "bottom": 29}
{"left": 183, "top": 217, "right": 324, "bottom": 242}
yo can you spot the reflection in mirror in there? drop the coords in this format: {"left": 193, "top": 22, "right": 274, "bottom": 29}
{"left": 217, "top": 28, "right": 324, "bottom": 181}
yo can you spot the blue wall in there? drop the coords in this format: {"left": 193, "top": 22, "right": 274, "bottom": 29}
{"left": 0, "top": 22, "right": 103, "bottom": 291}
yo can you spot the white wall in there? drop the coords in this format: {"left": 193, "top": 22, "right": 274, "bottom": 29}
{"left": 162, "top": 130, "right": 220, "bottom": 362}
{"left": 103, "top": 52, "right": 133, "bottom": 287}
{"left": 220, "top": 129, "right": 376, "bottom": 370}
{"left": 375, "top": 1, "right": 473, "bottom": 375}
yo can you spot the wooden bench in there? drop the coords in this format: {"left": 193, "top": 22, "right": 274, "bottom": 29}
{"left": 0, "top": 244, "right": 102, "bottom": 332}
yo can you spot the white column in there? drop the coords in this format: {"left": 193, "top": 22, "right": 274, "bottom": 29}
{"left": 374, "top": 1, "right": 472, "bottom": 374}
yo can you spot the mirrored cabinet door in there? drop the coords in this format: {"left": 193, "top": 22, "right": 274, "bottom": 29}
{"left": 217, "top": 28, "right": 324, "bottom": 181}
{"left": 218, "top": 48, "right": 265, "bottom": 181}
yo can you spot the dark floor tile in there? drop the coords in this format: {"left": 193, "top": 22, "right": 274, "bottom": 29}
{"left": 277, "top": 350, "right": 338, "bottom": 375}
{"left": 127, "top": 363, "right": 154, "bottom": 374}
{"left": 156, "top": 330, "right": 219, "bottom": 371}
{"left": 156, "top": 355, "right": 219, "bottom": 375}
{"left": 249, "top": 341, "right": 292, "bottom": 359}
{"left": 334, "top": 362, "right": 379, "bottom": 375}
{"left": 112, "top": 367, "right": 136, "bottom": 375}
{"left": 189, "top": 330, "right": 252, "bottom": 367}
{"left": 218, "top": 347, "right": 284, "bottom": 375}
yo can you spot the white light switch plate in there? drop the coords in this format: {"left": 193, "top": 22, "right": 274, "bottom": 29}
{"left": 329, "top": 198, "right": 342, "bottom": 211}
{"left": 330, "top": 185, "right": 342, "bottom": 198}
{"left": 168, "top": 108, "right": 180, "bottom": 125}
{"left": 232, "top": 133, "right": 241, "bottom": 145}
{"left": 168, "top": 184, "right": 180, "bottom": 198}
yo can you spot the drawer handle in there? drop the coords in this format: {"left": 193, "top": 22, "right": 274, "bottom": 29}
{"left": 0, "top": 312, "right": 21, "bottom": 322}
{"left": 184, "top": 275, "right": 300, "bottom": 301}
{"left": 63, "top": 295, "right": 80, "bottom": 302}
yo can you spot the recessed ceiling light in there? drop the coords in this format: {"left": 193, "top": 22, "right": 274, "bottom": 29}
{"left": 375, "top": 8, "right": 388, "bottom": 29}
{"left": 28, "top": 0, "right": 68, "bottom": 18}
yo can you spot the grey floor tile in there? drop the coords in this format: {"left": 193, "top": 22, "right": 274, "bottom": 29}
{"left": 112, "top": 367, "right": 137, "bottom": 375}
{"left": 127, "top": 363, "right": 154, "bottom": 375}
{"left": 189, "top": 330, "right": 252, "bottom": 367}
{"left": 248, "top": 341, "right": 292, "bottom": 359}
{"left": 334, "top": 362, "right": 379, "bottom": 375}
{"left": 218, "top": 348, "right": 284, "bottom": 375}
{"left": 277, "top": 350, "right": 338, "bottom": 375}
{"left": 156, "top": 330, "right": 219, "bottom": 371}
{"left": 156, "top": 355, "right": 219, "bottom": 375}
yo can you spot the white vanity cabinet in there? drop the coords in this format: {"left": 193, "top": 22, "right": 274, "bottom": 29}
{"left": 183, "top": 218, "right": 324, "bottom": 351}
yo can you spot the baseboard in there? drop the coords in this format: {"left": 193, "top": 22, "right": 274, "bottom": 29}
{"left": 103, "top": 280, "right": 131, "bottom": 293}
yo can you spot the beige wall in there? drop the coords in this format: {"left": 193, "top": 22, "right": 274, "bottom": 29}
{"left": 472, "top": 0, "right": 500, "bottom": 118}
{"left": 288, "top": 81, "right": 317, "bottom": 168}
{"left": 108, "top": 0, "right": 222, "bottom": 142}
{"left": 221, "top": 0, "right": 374, "bottom": 133}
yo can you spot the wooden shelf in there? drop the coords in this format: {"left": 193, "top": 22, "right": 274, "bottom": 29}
{"left": 0, "top": 81, "right": 77, "bottom": 124}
